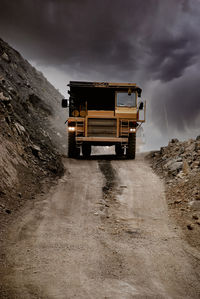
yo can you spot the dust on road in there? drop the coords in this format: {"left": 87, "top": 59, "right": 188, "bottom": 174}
{"left": 0, "top": 154, "right": 200, "bottom": 298}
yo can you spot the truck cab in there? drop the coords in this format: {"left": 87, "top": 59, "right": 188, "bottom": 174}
{"left": 62, "top": 81, "right": 146, "bottom": 158}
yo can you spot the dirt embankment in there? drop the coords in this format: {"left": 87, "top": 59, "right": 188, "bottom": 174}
{"left": 149, "top": 137, "right": 200, "bottom": 249}
{"left": 0, "top": 38, "right": 67, "bottom": 232}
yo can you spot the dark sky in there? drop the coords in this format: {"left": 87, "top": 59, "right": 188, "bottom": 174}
{"left": 0, "top": 0, "right": 199, "bottom": 149}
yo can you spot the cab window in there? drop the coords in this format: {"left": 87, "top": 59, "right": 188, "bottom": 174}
{"left": 117, "top": 92, "right": 136, "bottom": 107}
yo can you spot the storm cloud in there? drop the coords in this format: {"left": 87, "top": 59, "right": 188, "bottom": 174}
{"left": 0, "top": 0, "right": 199, "bottom": 146}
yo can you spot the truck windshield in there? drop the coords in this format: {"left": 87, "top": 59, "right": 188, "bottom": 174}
{"left": 117, "top": 92, "right": 136, "bottom": 107}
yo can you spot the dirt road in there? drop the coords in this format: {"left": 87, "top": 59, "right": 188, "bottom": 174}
{"left": 1, "top": 153, "right": 200, "bottom": 298}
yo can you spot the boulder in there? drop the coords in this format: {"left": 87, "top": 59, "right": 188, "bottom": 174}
{"left": 163, "top": 157, "right": 183, "bottom": 174}
{"left": 167, "top": 161, "right": 183, "bottom": 175}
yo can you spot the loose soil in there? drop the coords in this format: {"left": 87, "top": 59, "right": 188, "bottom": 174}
{"left": 0, "top": 154, "right": 199, "bottom": 298}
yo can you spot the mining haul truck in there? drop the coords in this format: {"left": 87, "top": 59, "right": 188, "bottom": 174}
{"left": 62, "top": 81, "right": 146, "bottom": 159}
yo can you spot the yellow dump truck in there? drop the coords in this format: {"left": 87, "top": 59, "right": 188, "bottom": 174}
{"left": 62, "top": 81, "right": 146, "bottom": 158}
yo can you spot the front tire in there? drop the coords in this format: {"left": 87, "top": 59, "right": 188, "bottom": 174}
{"left": 115, "top": 144, "right": 124, "bottom": 157}
{"left": 126, "top": 133, "right": 136, "bottom": 159}
{"left": 68, "top": 132, "right": 80, "bottom": 158}
{"left": 82, "top": 143, "right": 91, "bottom": 158}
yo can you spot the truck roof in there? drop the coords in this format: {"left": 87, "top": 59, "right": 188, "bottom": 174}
{"left": 68, "top": 81, "right": 140, "bottom": 90}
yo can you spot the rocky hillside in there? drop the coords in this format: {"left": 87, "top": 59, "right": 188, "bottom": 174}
{"left": 0, "top": 38, "right": 67, "bottom": 224}
{"left": 149, "top": 137, "right": 200, "bottom": 249}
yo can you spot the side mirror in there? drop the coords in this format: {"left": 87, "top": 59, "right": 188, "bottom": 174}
{"left": 62, "top": 99, "right": 68, "bottom": 108}
{"left": 139, "top": 102, "right": 143, "bottom": 110}
{"left": 137, "top": 88, "right": 142, "bottom": 97}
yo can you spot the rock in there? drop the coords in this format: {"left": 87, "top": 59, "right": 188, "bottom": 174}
{"left": 171, "top": 138, "right": 179, "bottom": 143}
{"left": 5, "top": 209, "right": 11, "bottom": 214}
{"left": 170, "top": 162, "right": 183, "bottom": 173}
{"left": 30, "top": 144, "right": 41, "bottom": 157}
{"left": 193, "top": 188, "right": 199, "bottom": 195}
{"left": 176, "top": 157, "right": 183, "bottom": 162}
{"left": 0, "top": 91, "right": 10, "bottom": 102}
{"left": 196, "top": 135, "right": 200, "bottom": 141}
{"left": 5, "top": 116, "right": 11, "bottom": 124}
{"left": 174, "top": 199, "right": 182, "bottom": 204}
{"left": 163, "top": 160, "right": 183, "bottom": 175}
{"left": 15, "top": 122, "right": 26, "bottom": 135}
{"left": 176, "top": 171, "right": 185, "bottom": 179}
{"left": 94, "top": 212, "right": 99, "bottom": 216}
{"left": 162, "top": 155, "right": 167, "bottom": 161}
{"left": 0, "top": 76, "right": 6, "bottom": 84}
{"left": 194, "top": 142, "right": 200, "bottom": 151}
{"left": 179, "top": 146, "right": 185, "bottom": 154}
{"left": 1, "top": 52, "right": 10, "bottom": 62}
{"left": 8, "top": 86, "right": 17, "bottom": 95}
{"left": 191, "top": 161, "right": 199, "bottom": 169}
{"left": 160, "top": 147, "right": 165, "bottom": 154}
{"left": 187, "top": 223, "right": 194, "bottom": 230}
{"left": 186, "top": 143, "right": 196, "bottom": 152}
{"left": 192, "top": 214, "right": 199, "bottom": 220}
{"left": 98, "top": 226, "right": 105, "bottom": 231}
{"left": 182, "top": 160, "right": 190, "bottom": 175}
{"left": 196, "top": 220, "right": 200, "bottom": 225}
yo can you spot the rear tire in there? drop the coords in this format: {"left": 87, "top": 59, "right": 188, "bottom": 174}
{"left": 82, "top": 143, "right": 91, "bottom": 158}
{"left": 126, "top": 133, "right": 136, "bottom": 159}
{"left": 115, "top": 144, "right": 124, "bottom": 157}
{"left": 68, "top": 132, "right": 80, "bottom": 158}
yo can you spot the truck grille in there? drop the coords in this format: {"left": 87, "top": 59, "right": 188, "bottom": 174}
{"left": 88, "top": 118, "right": 117, "bottom": 137}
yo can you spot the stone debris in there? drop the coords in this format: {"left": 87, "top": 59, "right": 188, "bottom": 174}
{"left": 187, "top": 223, "right": 194, "bottom": 230}
{"left": 149, "top": 136, "right": 200, "bottom": 249}
{"left": 98, "top": 226, "right": 105, "bottom": 231}
{"left": 174, "top": 199, "right": 182, "bottom": 204}
{"left": 150, "top": 137, "right": 200, "bottom": 182}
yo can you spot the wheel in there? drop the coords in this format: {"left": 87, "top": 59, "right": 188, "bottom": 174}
{"left": 68, "top": 132, "right": 80, "bottom": 158}
{"left": 126, "top": 133, "right": 136, "bottom": 159}
{"left": 82, "top": 143, "right": 91, "bottom": 158}
{"left": 115, "top": 144, "right": 124, "bottom": 157}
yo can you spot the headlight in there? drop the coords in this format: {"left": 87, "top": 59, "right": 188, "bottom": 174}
{"left": 130, "top": 128, "right": 136, "bottom": 133}
{"left": 68, "top": 126, "right": 75, "bottom": 132}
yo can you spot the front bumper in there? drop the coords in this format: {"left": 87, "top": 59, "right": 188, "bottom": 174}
{"left": 76, "top": 137, "right": 128, "bottom": 143}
